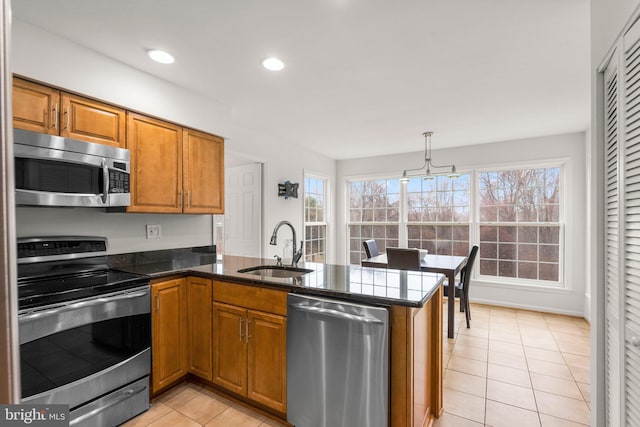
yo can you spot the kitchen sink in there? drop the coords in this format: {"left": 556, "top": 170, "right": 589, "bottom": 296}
{"left": 237, "top": 265, "right": 314, "bottom": 278}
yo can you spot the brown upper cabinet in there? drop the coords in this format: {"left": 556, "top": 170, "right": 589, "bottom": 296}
{"left": 127, "top": 113, "right": 183, "bottom": 213}
{"left": 183, "top": 128, "right": 224, "bottom": 214}
{"left": 127, "top": 112, "right": 224, "bottom": 214}
{"left": 13, "top": 77, "right": 126, "bottom": 148}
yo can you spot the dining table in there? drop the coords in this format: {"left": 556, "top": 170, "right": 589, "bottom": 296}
{"left": 362, "top": 252, "right": 468, "bottom": 339}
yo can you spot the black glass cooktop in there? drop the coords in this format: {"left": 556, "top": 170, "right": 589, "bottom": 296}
{"left": 18, "top": 269, "right": 149, "bottom": 310}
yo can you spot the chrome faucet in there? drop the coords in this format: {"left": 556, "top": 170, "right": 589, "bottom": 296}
{"left": 269, "top": 220, "right": 304, "bottom": 266}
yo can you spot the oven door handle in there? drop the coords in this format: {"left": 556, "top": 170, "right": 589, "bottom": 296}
{"left": 20, "top": 290, "right": 149, "bottom": 321}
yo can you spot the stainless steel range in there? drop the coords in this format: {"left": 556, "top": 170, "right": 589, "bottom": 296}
{"left": 17, "top": 236, "right": 151, "bottom": 427}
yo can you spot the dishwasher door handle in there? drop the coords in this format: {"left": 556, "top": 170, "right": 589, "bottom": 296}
{"left": 291, "top": 303, "right": 384, "bottom": 324}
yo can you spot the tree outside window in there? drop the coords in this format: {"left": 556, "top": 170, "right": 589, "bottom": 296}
{"left": 347, "top": 175, "right": 470, "bottom": 262}
{"left": 304, "top": 176, "right": 328, "bottom": 262}
{"left": 478, "top": 168, "right": 561, "bottom": 282}
{"left": 348, "top": 178, "right": 400, "bottom": 264}
{"left": 406, "top": 175, "right": 470, "bottom": 256}
{"left": 347, "top": 165, "right": 563, "bottom": 287}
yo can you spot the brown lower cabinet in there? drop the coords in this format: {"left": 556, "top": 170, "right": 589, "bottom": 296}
{"left": 151, "top": 277, "right": 286, "bottom": 414}
{"left": 187, "top": 276, "right": 213, "bottom": 381}
{"left": 390, "top": 286, "right": 443, "bottom": 426}
{"left": 150, "top": 276, "right": 442, "bottom": 425}
{"left": 152, "top": 276, "right": 214, "bottom": 393}
{"left": 151, "top": 278, "right": 188, "bottom": 393}
{"left": 212, "top": 280, "right": 287, "bottom": 414}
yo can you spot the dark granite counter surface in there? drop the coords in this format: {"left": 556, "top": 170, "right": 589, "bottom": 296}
{"left": 113, "top": 251, "right": 444, "bottom": 308}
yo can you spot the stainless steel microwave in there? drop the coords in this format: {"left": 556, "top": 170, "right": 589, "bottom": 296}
{"left": 14, "top": 129, "right": 131, "bottom": 207}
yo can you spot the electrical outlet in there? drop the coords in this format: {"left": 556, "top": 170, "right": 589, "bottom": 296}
{"left": 146, "top": 224, "right": 161, "bottom": 239}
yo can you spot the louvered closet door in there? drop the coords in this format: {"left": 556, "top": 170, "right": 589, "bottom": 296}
{"left": 623, "top": 19, "right": 640, "bottom": 427}
{"left": 605, "top": 49, "right": 621, "bottom": 427}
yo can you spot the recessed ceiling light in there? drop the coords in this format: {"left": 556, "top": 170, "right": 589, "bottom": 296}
{"left": 262, "top": 57, "right": 285, "bottom": 71}
{"left": 147, "top": 49, "right": 175, "bottom": 64}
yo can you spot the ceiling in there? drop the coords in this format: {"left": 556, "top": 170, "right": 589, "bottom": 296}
{"left": 12, "top": 0, "right": 590, "bottom": 160}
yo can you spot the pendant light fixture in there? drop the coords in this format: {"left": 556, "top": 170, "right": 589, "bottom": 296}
{"left": 399, "top": 131, "right": 460, "bottom": 183}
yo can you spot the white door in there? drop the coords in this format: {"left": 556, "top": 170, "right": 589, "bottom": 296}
{"left": 224, "top": 163, "right": 262, "bottom": 257}
{"left": 622, "top": 21, "right": 640, "bottom": 426}
{"left": 603, "top": 17, "right": 640, "bottom": 426}
{"left": 604, "top": 46, "right": 621, "bottom": 427}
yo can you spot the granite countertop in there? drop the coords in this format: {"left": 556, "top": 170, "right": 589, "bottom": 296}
{"left": 111, "top": 250, "right": 444, "bottom": 308}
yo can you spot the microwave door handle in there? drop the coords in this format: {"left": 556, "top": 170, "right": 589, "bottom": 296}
{"left": 101, "top": 159, "right": 109, "bottom": 205}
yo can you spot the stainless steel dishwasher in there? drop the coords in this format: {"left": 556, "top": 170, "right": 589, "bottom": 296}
{"left": 287, "top": 293, "right": 389, "bottom": 427}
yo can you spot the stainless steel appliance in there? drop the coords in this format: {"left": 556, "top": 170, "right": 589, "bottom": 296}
{"left": 17, "top": 236, "right": 151, "bottom": 427}
{"left": 287, "top": 294, "right": 389, "bottom": 427}
{"left": 14, "top": 129, "right": 131, "bottom": 207}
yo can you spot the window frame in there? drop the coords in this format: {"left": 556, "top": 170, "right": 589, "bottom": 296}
{"left": 345, "top": 173, "right": 403, "bottom": 264}
{"left": 303, "top": 171, "right": 331, "bottom": 263}
{"left": 473, "top": 159, "right": 568, "bottom": 289}
{"left": 344, "top": 157, "right": 570, "bottom": 290}
{"left": 405, "top": 174, "right": 472, "bottom": 257}
{"left": 345, "top": 172, "right": 472, "bottom": 261}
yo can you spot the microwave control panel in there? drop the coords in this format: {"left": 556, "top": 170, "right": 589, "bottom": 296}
{"left": 109, "top": 170, "right": 130, "bottom": 194}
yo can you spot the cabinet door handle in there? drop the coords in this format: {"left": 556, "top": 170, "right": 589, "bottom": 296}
{"left": 155, "top": 295, "right": 159, "bottom": 312}
{"left": 187, "top": 191, "right": 190, "bottom": 209}
{"left": 63, "top": 107, "right": 69, "bottom": 130}
{"left": 239, "top": 317, "right": 243, "bottom": 342}
{"left": 178, "top": 190, "right": 183, "bottom": 209}
{"left": 52, "top": 104, "right": 58, "bottom": 130}
{"left": 246, "top": 318, "right": 251, "bottom": 343}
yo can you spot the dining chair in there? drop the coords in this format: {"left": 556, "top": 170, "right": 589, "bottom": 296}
{"left": 386, "top": 247, "right": 422, "bottom": 271}
{"left": 363, "top": 239, "right": 379, "bottom": 258}
{"left": 444, "top": 245, "right": 479, "bottom": 328}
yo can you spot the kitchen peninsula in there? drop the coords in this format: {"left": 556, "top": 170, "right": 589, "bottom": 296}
{"left": 113, "top": 251, "right": 445, "bottom": 427}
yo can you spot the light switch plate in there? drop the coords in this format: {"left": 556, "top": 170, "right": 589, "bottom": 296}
{"left": 146, "top": 224, "right": 161, "bottom": 239}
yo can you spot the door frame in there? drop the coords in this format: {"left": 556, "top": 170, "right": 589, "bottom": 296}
{"left": 220, "top": 149, "right": 265, "bottom": 259}
{"left": 0, "top": 0, "right": 21, "bottom": 403}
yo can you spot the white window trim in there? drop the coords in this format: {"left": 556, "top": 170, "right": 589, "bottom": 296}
{"left": 303, "top": 170, "right": 331, "bottom": 262}
{"left": 344, "top": 158, "right": 571, "bottom": 290}
{"left": 345, "top": 171, "right": 473, "bottom": 262}
{"left": 473, "top": 158, "right": 570, "bottom": 289}
{"left": 345, "top": 173, "right": 406, "bottom": 264}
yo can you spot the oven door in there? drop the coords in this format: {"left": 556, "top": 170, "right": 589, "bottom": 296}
{"left": 19, "top": 285, "right": 151, "bottom": 410}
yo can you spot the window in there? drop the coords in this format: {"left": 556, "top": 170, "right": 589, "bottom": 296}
{"left": 346, "top": 165, "right": 563, "bottom": 287}
{"left": 304, "top": 175, "right": 328, "bottom": 262}
{"left": 407, "top": 175, "right": 471, "bottom": 256}
{"left": 348, "top": 178, "right": 400, "bottom": 264}
{"left": 477, "top": 167, "right": 561, "bottom": 283}
{"left": 346, "top": 175, "right": 470, "bottom": 263}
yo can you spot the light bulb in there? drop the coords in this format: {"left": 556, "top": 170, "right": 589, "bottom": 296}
{"left": 147, "top": 49, "right": 175, "bottom": 64}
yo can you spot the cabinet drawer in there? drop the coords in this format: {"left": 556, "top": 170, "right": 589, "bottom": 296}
{"left": 213, "top": 280, "right": 287, "bottom": 316}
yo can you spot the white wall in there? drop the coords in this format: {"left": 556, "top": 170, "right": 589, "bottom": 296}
{"left": 225, "top": 125, "right": 337, "bottom": 263}
{"left": 336, "top": 132, "right": 587, "bottom": 316}
{"left": 11, "top": 19, "right": 336, "bottom": 256}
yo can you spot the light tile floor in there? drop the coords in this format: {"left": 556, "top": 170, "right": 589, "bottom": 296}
{"left": 436, "top": 302, "right": 590, "bottom": 427}
{"left": 121, "top": 382, "right": 288, "bottom": 427}
{"left": 123, "top": 302, "right": 590, "bottom": 427}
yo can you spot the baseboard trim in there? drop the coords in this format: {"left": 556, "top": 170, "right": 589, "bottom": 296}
{"left": 469, "top": 297, "right": 585, "bottom": 318}
{"left": 584, "top": 293, "right": 591, "bottom": 324}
